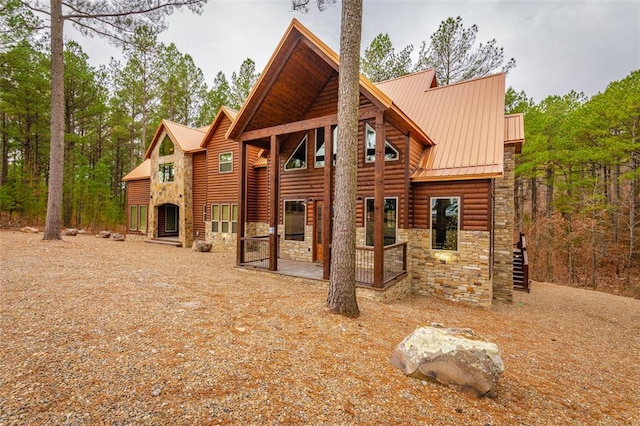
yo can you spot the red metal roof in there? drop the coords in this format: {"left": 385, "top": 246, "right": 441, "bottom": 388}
{"left": 376, "top": 73, "right": 507, "bottom": 181}
{"left": 122, "top": 158, "right": 150, "bottom": 181}
{"left": 505, "top": 113, "right": 525, "bottom": 154}
{"left": 144, "top": 120, "right": 209, "bottom": 159}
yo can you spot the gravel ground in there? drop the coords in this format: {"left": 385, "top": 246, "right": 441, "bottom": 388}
{"left": 1, "top": 230, "right": 639, "bottom": 425}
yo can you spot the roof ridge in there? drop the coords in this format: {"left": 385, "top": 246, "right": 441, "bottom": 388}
{"left": 163, "top": 119, "right": 207, "bottom": 132}
{"left": 375, "top": 68, "right": 436, "bottom": 85}
{"left": 424, "top": 72, "right": 505, "bottom": 92}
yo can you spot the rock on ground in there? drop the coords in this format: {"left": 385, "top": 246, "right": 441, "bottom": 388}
{"left": 192, "top": 241, "right": 212, "bottom": 252}
{"left": 20, "top": 226, "right": 38, "bottom": 233}
{"left": 96, "top": 230, "right": 111, "bottom": 238}
{"left": 390, "top": 324, "right": 504, "bottom": 397}
{"left": 109, "top": 233, "right": 125, "bottom": 242}
{"left": 62, "top": 228, "right": 78, "bottom": 236}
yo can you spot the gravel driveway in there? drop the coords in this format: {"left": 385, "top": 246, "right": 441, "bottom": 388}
{"left": 1, "top": 231, "right": 639, "bottom": 425}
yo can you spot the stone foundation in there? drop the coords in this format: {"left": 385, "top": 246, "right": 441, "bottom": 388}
{"left": 278, "top": 224, "right": 313, "bottom": 262}
{"left": 409, "top": 229, "right": 492, "bottom": 307}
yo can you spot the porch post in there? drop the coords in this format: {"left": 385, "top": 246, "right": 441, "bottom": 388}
{"left": 269, "top": 134, "right": 279, "bottom": 271}
{"left": 373, "top": 111, "right": 385, "bottom": 288}
{"left": 323, "top": 124, "right": 333, "bottom": 280}
{"left": 236, "top": 140, "right": 247, "bottom": 266}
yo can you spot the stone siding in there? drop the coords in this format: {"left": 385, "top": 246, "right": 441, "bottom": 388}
{"left": 278, "top": 224, "right": 313, "bottom": 262}
{"left": 493, "top": 145, "right": 515, "bottom": 302}
{"left": 148, "top": 131, "right": 194, "bottom": 249}
{"left": 409, "top": 229, "right": 492, "bottom": 307}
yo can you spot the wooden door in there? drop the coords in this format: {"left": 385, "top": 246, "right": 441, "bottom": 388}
{"left": 314, "top": 200, "right": 323, "bottom": 262}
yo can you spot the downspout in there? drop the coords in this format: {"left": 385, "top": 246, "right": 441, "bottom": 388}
{"left": 490, "top": 179, "right": 495, "bottom": 280}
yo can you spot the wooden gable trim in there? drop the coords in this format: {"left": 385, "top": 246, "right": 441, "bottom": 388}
{"left": 227, "top": 35, "right": 302, "bottom": 141}
{"left": 239, "top": 105, "right": 379, "bottom": 142}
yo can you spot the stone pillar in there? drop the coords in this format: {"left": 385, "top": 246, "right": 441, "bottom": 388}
{"left": 492, "top": 144, "right": 516, "bottom": 302}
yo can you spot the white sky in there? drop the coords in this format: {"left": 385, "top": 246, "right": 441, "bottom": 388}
{"left": 70, "top": 0, "right": 640, "bottom": 103}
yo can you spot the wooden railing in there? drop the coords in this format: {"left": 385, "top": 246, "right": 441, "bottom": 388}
{"left": 355, "top": 242, "right": 407, "bottom": 287}
{"left": 240, "top": 235, "right": 270, "bottom": 269}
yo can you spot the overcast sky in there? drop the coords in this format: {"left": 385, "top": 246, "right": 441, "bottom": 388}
{"left": 71, "top": 0, "right": 640, "bottom": 103}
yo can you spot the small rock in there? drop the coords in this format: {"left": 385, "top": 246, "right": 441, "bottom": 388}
{"left": 20, "top": 226, "right": 38, "bottom": 233}
{"left": 109, "top": 233, "right": 125, "bottom": 242}
{"left": 151, "top": 388, "right": 162, "bottom": 397}
{"left": 61, "top": 228, "right": 78, "bottom": 236}
{"left": 96, "top": 230, "right": 111, "bottom": 238}
{"left": 192, "top": 240, "right": 212, "bottom": 252}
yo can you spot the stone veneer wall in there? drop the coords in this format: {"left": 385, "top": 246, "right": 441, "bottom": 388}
{"left": 148, "top": 134, "right": 194, "bottom": 248}
{"left": 492, "top": 144, "right": 516, "bottom": 302}
{"left": 203, "top": 222, "right": 270, "bottom": 251}
{"left": 278, "top": 224, "right": 313, "bottom": 262}
{"left": 409, "top": 229, "right": 492, "bottom": 307}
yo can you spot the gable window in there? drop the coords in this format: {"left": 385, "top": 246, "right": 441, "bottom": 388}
{"left": 431, "top": 197, "right": 459, "bottom": 251}
{"left": 314, "top": 127, "right": 337, "bottom": 167}
{"left": 129, "top": 205, "right": 138, "bottom": 231}
{"left": 211, "top": 204, "right": 219, "bottom": 232}
{"left": 284, "top": 200, "right": 305, "bottom": 241}
{"left": 138, "top": 205, "right": 147, "bottom": 232}
{"left": 219, "top": 152, "right": 233, "bottom": 173}
{"left": 365, "top": 197, "right": 397, "bottom": 246}
{"left": 285, "top": 135, "right": 307, "bottom": 170}
{"left": 159, "top": 135, "right": 174, "bottom": 156}
{"left": 365, "top": 123, "right": 399, "bottom": 163}
{"left": 159, "top": 163, "right": 174, "bottom": 182}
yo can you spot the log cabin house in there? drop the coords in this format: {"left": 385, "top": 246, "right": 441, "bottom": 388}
{"left": 124, "top": 19, "right": 524, "bottom": 306}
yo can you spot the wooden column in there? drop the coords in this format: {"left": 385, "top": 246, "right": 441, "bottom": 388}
{"left": 323, "top": 125, "right": 334, "bottom": 280}
{"left": 236, "top": 140, "right": 247, "bottom": 266}
{"left": 269, "top": 134, "right": 279, "bottom": 271}
{"left": 404, "top": 134, "right": 411, "bottom": 229}
{"left": 373, "top": 112, "right": 385, "bottom": 288}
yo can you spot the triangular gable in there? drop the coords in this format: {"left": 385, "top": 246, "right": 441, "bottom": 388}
{"left": 226, "top": 18, "right": 431, "bottom": 145}
{"left": 200, "top": 106, "right": 238, "bottom": 148}
{"left": 144, "top": 119, "right": 209, "bottom": 159}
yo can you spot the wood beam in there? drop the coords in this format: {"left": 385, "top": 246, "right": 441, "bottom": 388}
{"left": 239, "top": 106, "right": 378, "bottom": 142}
{"left": 269, "top": 134, "right": 279, "bottom": 271}
{"left": 404, "top": 134, "right": 411, "bottom": 229}
{"left": 373, "top": 111, "right": 385, "bottom": 288}
{"left": 237, "top": 140, "right": 247, "bottom": 266}
{"left": 323, "top": 124, "right": 334, "bottom": 280}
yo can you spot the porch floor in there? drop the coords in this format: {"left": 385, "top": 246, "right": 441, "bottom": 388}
{"left": 265, "top": 259, "right": 325, "bottom": 281}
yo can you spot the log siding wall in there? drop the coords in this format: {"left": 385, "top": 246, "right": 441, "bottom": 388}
{"left": 126, "top": 179, "right": 150, "bottom": 234}
{"left": 192, "top": 152, "right": 207, "bottom": 240}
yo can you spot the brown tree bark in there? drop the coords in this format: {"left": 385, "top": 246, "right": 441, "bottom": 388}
{"left": 326, "top": 0, "right": 362, "bottom": 318}
{"left": 43, "top": 0, "right": 64, "bottom": 240}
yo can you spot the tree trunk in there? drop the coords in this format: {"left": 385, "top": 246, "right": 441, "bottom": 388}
{"left": 1, "top": 112, "right": 8, "bottom": 186}
{"left": 326, "top": 0, "right": 362, "bottom": 318}
{"left": 43, "top": 0, "right": 64, "bottom": 240}
{"left": 530, "top": 176, "right": 537, "bottom": 221}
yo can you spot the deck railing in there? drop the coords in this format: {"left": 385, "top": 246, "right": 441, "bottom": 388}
{"left": 355, "top": 241, "right": 407, "bottom": 287}
{"left": 513, "top": 232, "right": 530, "bottom": 292}
{"left": 240, "top": 235, "right": 270, "bottom": 269}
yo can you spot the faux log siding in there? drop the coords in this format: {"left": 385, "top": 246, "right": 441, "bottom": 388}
{"left": 412, "top": 180, "right": 492, "bottom": 231}
{"left": 248, "top": 147, "right": 268, "bottom": 223}
{"left": 204, "top": 115, "right": 238, "bottom": 205}
{"left": 192, "top": 152, "right": 207, "bottom": 240}
{"left": 277, "top": 119, "right": 409, "bottom": 228}
{"left": 126, "top": 179, "right": 150, "bottom": 231}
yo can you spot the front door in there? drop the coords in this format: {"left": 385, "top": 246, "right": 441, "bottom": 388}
{"left": 165, "top": 204, "right": 178, "bottom": 234}
{"left": 314, "top": 200, "right": 323, "bottom": 262}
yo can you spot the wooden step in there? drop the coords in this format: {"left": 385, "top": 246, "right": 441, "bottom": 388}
{"left": 144, "top": 238, "right": 182, "bottom": 247}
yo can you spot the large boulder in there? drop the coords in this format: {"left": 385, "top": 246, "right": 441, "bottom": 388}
{"left": 390, "top": 324, "right": 504, "bottom": 397}
{"left": 192, "top": 241, "right": 212, "bottom": 252}
{"left": 20, "top": 226, "right": 38, "bottom": 233}
{"left": 62, "top": 228, "right": 78, "bottom": 236}
{"left": 96, "top": 230, "right": 111, "bottom": 238}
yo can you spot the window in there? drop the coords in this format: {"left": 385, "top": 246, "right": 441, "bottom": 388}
{"left": 219, "top": 152, "right": 233, "bottom": 173}
{"left": 202, "top": 203, "right": 207, "bottom": 223}
{"left": 285, "top": 135, "right": 307, "bottom": 170}
{"left": 314, "top": 127, "right": 337, "bottom": 167}
{"left": 165, "top": 205, "right": 178, "bottom": 232}
{"left": 211, "top": 203, "right": 238, "bottom": 234}
{"left": 211, "top": 204, "right": 219, "bottom": 232}
{"left": 129, "top": 205, "right": 138, "bottom": 231}
{"left": 364, "top": 123, "right": 399, "bottom": 163}
{"left": 138, "top": 205, "right": 147, "bottom": 232}
{"left": 159, "top": 135, "right": 174, "bottom": 156}
{"left": 221, "top": 204, "right": 230, "bottom": 233}
{"left": 365, "top": 197, "right": 397, "bottom": 246}
{"left": 431, "top": 197, "right": 459, "bottom": 250}
{"left": 284, "top": 200, "right": 305, "bottom": 241}
{"left": 159, "top": 163, "right": 174, "bottom": 182}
